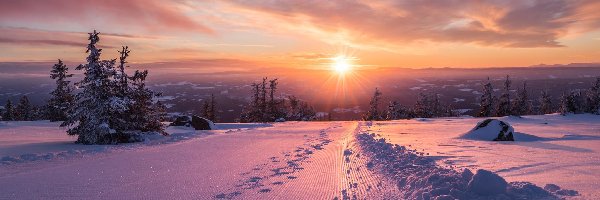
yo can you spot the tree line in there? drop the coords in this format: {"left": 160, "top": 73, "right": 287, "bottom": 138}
{"left": 239, "top": 77, "right": 316, "bottom": 122}
{"left": 363, "top": 88, "right": 457, "bottom": 121}
{"left": 477, "top": 75, "right": 600, "bottom": 117}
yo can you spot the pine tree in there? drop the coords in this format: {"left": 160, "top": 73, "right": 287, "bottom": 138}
{"left": 478, "top": 77, "right": 494, "bottom": 117}
{"left": 496, "top": 75, "right": 512, "bottom": 116}
{"left": 47, "top": 59, "right": 74, "bottom": 121}
{"left": 2, "top": 100, "right": 15, "bottom": 121}
{"left": 128, "top": 70, "right": 164, "bottom": 133}
{"left": 209, "top": 94, "right": 217, "bottom": 121}
{"left": 386, "top": 101, "right": 409, "bottom": 120}
{"left": 559, "top": 90, "right": 583, "bottom": 115}
{"left": 268, "top": 78, "right": 279, "bottom": 120}
{"left": 116, "top": 46, "right": 130, "bottom": 97}
{"left": 363, "top": 88, "right": 383, "bottom": 121}
{"left": 285, "top": 95, "right": 316, "bottom": 121}
{"left": 260, "top": 77, "right": 267, "bottom": 120}
{"left": 202, "top": 94, "right": 217, "bottom": 121}
{"left": 15, "top": 96, "right": 33, "bottom": 121}
{"left": 512, "top": 81, "right": 532, "bottom": 116}
{"left": 538, "top": 90, "right": 553, "bottom": 114}
{"left": 59, "top": 30, "right": 164, "bottom": 143}
{"left": 413, "top": 93, "right": 435, "bottom": 118}
{"left": 62, "top": 30, "right": 122, "bottom": 144}
{"left": 584, "top": 77, "right": 600, "bottom": 114}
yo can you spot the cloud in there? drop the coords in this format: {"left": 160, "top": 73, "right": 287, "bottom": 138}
{"left": 0, "top": 0, "right": 213, "bottom": 34}
{"left": 225, "top": 0, "right": 600, "bottom": 48}
{"left": 0, "top": 27, "right": 119, "bottom": 48}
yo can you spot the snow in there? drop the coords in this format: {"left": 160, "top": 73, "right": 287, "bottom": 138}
{"left": 0, "top": 114, "right": 598, "bottom": 199}
{"left": 373, "top": 114, "right": 600, "bottom": 199}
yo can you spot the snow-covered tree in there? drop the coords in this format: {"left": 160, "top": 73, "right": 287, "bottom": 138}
{"left": 285, "top": 95, "right": 316, "bottom": 121}
{"left": 15, "top": 96, "right": 33, "bottom": 121}
{"left": 59, "top": 30, "right": 164, "bottom": 144}
{"left": 478, "top": 77, "right": 494, "bottom": 117}
{"left": 128, "top": 70, "right": 164, "bottom": 133}
{"left": 495, "top": 75, "right": 512, "bottom": 116}
{"left": 512, "top": 81, "right": 532, "bottom": 116}
{"left": 559, "top": 90, "right": 583, "bottom": 115}
{"left": 413, "top": 93, "right": 433, "bottom": 118}
{"left": 363, "top": 88, "right": 383, "bottom": 121}
{"left": 538, "top": 90, "right": 554, "bottom": 114}
{"left": 386, "top": 101, "right": 409, "bottom": 120}
{"left": 584, "top": 77, "right": 600, "bottom": 114}
{"left": 47, "top": 59, "right": 74, "bottom": 121}
{"left": 2, "top": 100, "right": 15, "bottom": 121}
{"left": 62, "top": 30, "right": 124, "bottom": 144}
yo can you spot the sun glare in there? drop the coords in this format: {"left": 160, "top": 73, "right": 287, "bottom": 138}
{"left": 331, "top": 55, "right": 352, "bottom": 74}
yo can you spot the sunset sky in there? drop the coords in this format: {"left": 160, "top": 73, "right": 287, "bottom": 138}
{"left": 1, "top": 0, "right": 600, "bottom": 70}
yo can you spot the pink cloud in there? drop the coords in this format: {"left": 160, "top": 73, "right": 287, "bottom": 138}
{"left": 0, "top": 0, "right": 213, "bottom": 34}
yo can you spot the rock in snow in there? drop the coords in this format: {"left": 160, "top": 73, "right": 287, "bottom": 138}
{"left": 191, "top": 116, "right": 216, "bottom": 130}
{"left": 467, "top": 169, "right": 508, "bottom": 195}
{"left": 460, "top": 119, "right": 514, "bottom": 141}
{"left": 170, "top": 115, "right": 216, "bottom": 130}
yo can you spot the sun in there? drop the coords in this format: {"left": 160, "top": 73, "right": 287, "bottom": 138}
{"left": 331, "top": 55, "right": 352, "bottom": 74}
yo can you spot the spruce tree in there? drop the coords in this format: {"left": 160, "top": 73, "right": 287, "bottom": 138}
{"left": 128, "top": 70, "right": 164, "bottom": 133}
{"left": 538, "top": 90, "right": 553, "bottom": 114}
{"left": 260, "top": 77, "right": 267, "bottom": 120}
{"left": 59, "top": 30, "right": 164, "bottom": 143}
{"left": 496, "top": 75, "right": 512, "bottom": 116}
{"left": 363, "top": 88, "right": 383, "bottom": 121}
{"left": 584, "top": 77, "right": 600, "bottom": 114}
{"left": 48, "top": 59, "right": 74, "bottom": 121}
{"left": 268, "top": 78, "right": 279, "bottom": 120}
{"left": 62, "top": 30, "right": 121, "bottom": 144}
{"left": 386, "top": 101, "right": 408, "bottom": 120}
{"left": 413, "top": 93, "right": 433, "bottom": 118}
{"left": 15, "top": 96, "right": 33, "bottom": 121}
{"left": 116, "top": 46, "right": 130, "bottom": 97}
{"left": 202, "top": 93, "right": 217, "bottom": 121}
{"left": 2, "top": 100, "right": 15, "bottom": 121}
{"left": 512, "top": 81, "right": 532, "bottom": 116}
{"left": 559, "top": 90, "right": 583, "bottom": 115}
{"left": 478, "top": 77, "right": 494, "bottom": 117}
{"left": 209, "top": 94, "right": 217, "bottom": 121}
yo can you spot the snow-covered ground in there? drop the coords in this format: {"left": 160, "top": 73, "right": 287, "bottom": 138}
{"left": 0, "top": 114, "right": 598, "bottom": 199}
{"left": 371, "top": 114, "right": 600, "bottom": 199}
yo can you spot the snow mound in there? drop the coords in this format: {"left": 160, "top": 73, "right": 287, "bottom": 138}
{"left": 467, "top": 169, "right": 508, "bottom": 195}
{"left": 460, "top": 119, "right": 514, "bottom": 141}
{"left": 356, "top": 132, "right": 576, "bottom": 199}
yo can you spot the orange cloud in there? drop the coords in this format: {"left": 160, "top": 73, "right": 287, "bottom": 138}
{"left": 224, "top": 0, "right": 600, "bottom": 48}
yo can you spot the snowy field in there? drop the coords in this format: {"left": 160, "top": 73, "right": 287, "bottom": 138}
{"left": 371, "top": 114, "right": 600, "bottom": 199}
{"left": 0, "top": 114, "right": 598, "bottom": 199}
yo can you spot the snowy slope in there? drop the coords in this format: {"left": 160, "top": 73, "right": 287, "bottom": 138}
{"left": 372, "top": 114, "right": 600, "bottom": 199}
{"left": 0, "top": 115, "right": 598, "bottom": 199}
